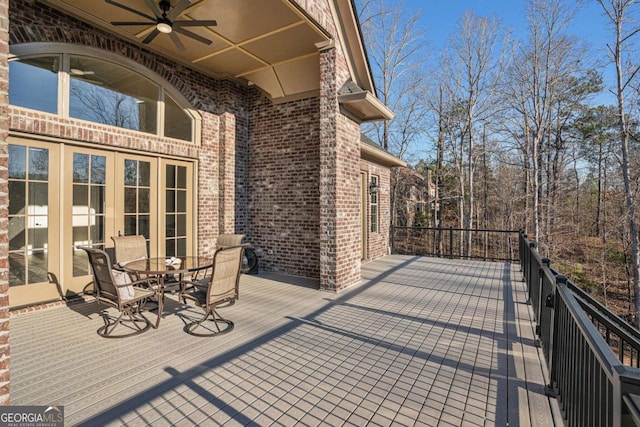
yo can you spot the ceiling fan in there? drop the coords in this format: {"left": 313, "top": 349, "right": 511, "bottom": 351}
{"left": 106, "top": 0, "right": 217, "bottom": 51}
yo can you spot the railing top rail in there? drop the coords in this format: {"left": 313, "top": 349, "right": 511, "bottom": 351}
{"left": 568, "top": 279, "right": 640, "bottom": 340}
{"left": 575, "top": 296, "right": 640, "bottom": 350}
{"left": 393, "top": 226, "right": 520, "bottom": 234}
{"left": 556, "top": 283, "right": 619, "bottom": 380}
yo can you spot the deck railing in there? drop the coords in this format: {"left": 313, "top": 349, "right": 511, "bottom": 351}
{"left": 520, "top": 231, "right": 640, "bottom": 426}
{"left": 392, "top": 227, "right": 640, "bottom": 424}
{"left": 391, "top": 226, "right": 519, "bottom": 262}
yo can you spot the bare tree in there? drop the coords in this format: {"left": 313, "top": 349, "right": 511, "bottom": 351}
{"left": 357, "top": 0, "right": 429, "bottom": 157}
{"left": 440, "top": 11, "right": 505, "bottom": 255}
{"left": 596, "top": 0, "right": 640, "bottom": 326}
{"left": 356, "top": 0, "right": 430, "bottom": 231}
{"left": 501, "top": 0, "right": 586, "bottom": 251}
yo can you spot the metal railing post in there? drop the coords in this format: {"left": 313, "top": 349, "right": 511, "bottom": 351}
{"left": 525, "top": 241, "right": 536, "bottom": 284}
{"left": 546, "top": 274, "right": 565, "bottom": 398}
{"left": 449, "top": 226, "right": 453, "bottom": 259}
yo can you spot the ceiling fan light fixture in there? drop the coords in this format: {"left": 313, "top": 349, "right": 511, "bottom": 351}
{"left": 156, "top": 22, "right": 172, "bottom": 34}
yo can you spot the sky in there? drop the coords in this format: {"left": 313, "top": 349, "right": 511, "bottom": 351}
{"left": 411, "top": 0, "right": 610, "bottom": 51}
{"left": 394, "top": 0, "right": 620, "bottom": 109}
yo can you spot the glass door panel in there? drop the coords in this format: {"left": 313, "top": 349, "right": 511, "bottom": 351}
{"left": 71, "top": 152, "right": 107, "bottom": 277}
{"left": 116, "top": 154, "right": 157, "bottom": 257}
{"left": 8, "top": 139, "right": 60, "bottom": 307}
{"left": 63, "top": 148, "right": 115, "bottom": 294}
{"left": 160, "top": 160, "right": 193, "bottom": 257}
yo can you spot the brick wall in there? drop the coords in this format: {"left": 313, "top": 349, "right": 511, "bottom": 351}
{"left": 0, "top": 0, "right": 9, "bottom": 406}
{"left": 248, "top": 93, "right": 321, "bottom": 277}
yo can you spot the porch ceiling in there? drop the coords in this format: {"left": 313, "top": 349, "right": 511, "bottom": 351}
{"left": 44, "top": 0, "right": 332, "bottom": 102}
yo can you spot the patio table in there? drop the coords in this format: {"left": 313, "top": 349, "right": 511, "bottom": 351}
{"left": 119, "top": 256, "right": 213, "bottom": 327}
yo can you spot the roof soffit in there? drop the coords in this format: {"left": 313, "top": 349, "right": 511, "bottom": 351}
{"left": 40, "top": 0, "right": 331, "bottom": 101}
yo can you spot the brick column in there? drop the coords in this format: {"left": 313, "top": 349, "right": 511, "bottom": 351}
{"left": 219, "top": 111, "right": 236, "bottom": 235}
{"left": 197, "top": 113, "right": 220, "bottom": 258}
{"left": 0, "top": 0, "right": 10, "bottom": 405}
{"left": 319, "top": 47, "right": 362, "bottom": 291}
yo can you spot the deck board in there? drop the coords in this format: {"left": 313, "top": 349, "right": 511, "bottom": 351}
{"left": 9, "top": 256, "right": 561, "bottom": 426}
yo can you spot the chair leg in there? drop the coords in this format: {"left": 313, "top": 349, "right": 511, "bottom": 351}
{"left": 98, "top": 306, "right": 151, "bottom": 338}
{"left": 185, "top": 308, "right": 234, "bottom": 337}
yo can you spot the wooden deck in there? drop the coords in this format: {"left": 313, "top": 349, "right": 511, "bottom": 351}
{"left": 9, "top": 255, "right": 561, "bottom": 426}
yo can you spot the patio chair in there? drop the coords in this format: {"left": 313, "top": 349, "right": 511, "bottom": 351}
{"left": 188, "top": 233, "right": 246, "bottom": 293}
{"left": 111, "top": 234, "right": 178, "bottom": 292}
{"left": 180, "top": 245, "right": 244, "bottom": 337}
{"left": 111, "top": 235, "right": 148, "bottom": 279}
{"left": 217, "top": 233, "right": 245, "bottom": 248}
{"left": 78, "top": 246, "right": 162, "bottom": 338}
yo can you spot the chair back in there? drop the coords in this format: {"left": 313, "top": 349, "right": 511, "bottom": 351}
{"left": 217, "top": 234, "right": 245, "bottom": 249}
{"left": 111, "top": 235, "right": 148, "bottom": 264}
{"left": 207, "top": 245, "right": 244, "bottom": 307}
{"left": 78, "top": 246, "right": 119, "bottom": 303}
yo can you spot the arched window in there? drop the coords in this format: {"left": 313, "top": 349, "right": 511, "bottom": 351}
{"left": 9, "top": 45, "right": 198, "bottom": 143}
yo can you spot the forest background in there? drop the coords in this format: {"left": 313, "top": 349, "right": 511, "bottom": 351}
{"left": 354, "top": 0, "right": 640, "bottom": 325}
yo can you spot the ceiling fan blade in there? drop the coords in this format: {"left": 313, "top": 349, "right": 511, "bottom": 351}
{"left": 142, "top": 28, "right": 161, "bottom": 44}
{"left": 144, "top": 0, "right": 163, "bottom": 17}
{"left": 174, "top": 26, "right": 212, "bottom": 45}
{"left": 173, "top": 20, "right": 217, "bottom": 27}
{"left": 166, "top": 0, "right": 194, "bottom": 21}
{"left": 105, "top": 0, "right": 156, "bottom": 21}
{"left": 169, "top": 32, "right": 186, "bottom": 51}
{"left": 111, "top": 21, "right": 155, "bottom": 26}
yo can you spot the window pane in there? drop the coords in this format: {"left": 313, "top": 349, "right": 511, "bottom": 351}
{"left": 91, "top": 186, "right": 105, "bottom": 214}
{"left": 29, "top": 250, "right": 49, "bottom": 283}
{"left": 124, "top": 188, "right": 137, "bottom": 213}
{"left": 91, "top": 155, "right": 106, "bottom": 184}
{"left": 91, "top": 216, "right": 105, "bottom": 244}
{"left": 177, "top": 166, "right": 187, "bottom": 189}
{"left": 164, "top": 95, "right": 192, "bottom": 141}
{"left": 9, "top": 254, "right": 26, "bottom": 287}
{"left": 69, "top": 56, "right": 158, "bottom": 134}
{"left": 73, "top": 153, "right": 89, "bottom": 183}
{"left": 139, "top": 189, "right": 150, "bottom": 213}
{"left": 9, "top": 145, "right": 26, "bottom": 179}
{"left": 139, "top": 161, "right": 150, "bottom": 186}
{"left": 28, "top": 218, "right": 48, "bottom": 249}
{"left": 177, "top": 190, "right": 186, "bottom": 212}
{"left": 9, "top": 217, "right": 25, "bottom": 251}
{"left": 177, "top": 238, "right": 186, "bottom": 256}
{"left": 9, "top": 57, "right": 59, "bottom": 113}
{"left": 166, "top": 190, "right": 175, "bottom": 212}
{"left": 166, "top": 165, "right": 176, "bottom": 187}
{"left": 124, "top": 159, "right": 137, "bottom": 186}
{"left": 8, "top": 181, "right": 25, "bottom": 216}
{"left": 177, "top": 214, "right": 186, "bottom": 236}
{"left": 73, "top": 248, "right": 90, "bottom": 277}
{"left": 124, "top": 215, "right": 136, "bottom": 235}
{"left": 29, "top": 148, "right": 49, "bottom": 180}
{"left": 29, "top": 182, "right": 48, "bottom": 207}
{"left": 72, "top": 225, "right": 88, "bottom": 245}
{"left": 166, "top": 215, "right": 175, "bottom": 238}
{"left": 166, "top": 239, "right": 175, "bottom": 257}
{"left": 73, "top": 185, "right": 89, "bottom": 214}
{"left": 138, "top": 215, "right": 150, "bottom": 239}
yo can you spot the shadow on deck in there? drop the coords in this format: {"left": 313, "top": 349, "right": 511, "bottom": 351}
{"left": 9, "top": 255, "right": 561, "bottom": 426}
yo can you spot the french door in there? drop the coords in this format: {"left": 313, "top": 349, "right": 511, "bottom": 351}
{"left": 8, "top": 137, "right": 195, "bottom": 307}
{"left": 8, "top": 139, "right": 61, "bottom": 307}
